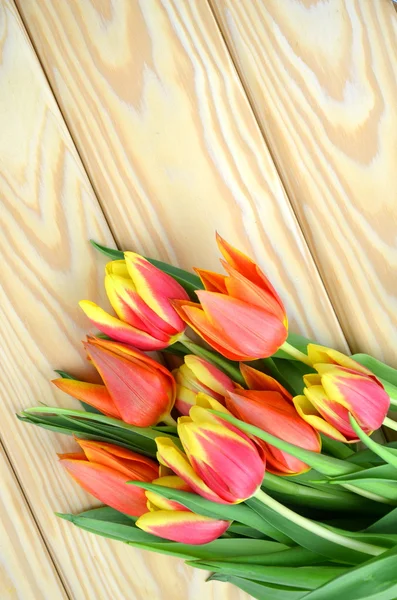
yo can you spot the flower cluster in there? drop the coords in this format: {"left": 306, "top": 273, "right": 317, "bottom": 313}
{"left": 21, "top": 234, "right": 396, "bottom": 600}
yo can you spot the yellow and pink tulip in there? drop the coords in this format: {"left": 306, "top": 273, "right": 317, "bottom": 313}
{"left": 137, "top": 475, "right": 230, "bottom": 544}
{"left": 155, "top": 398, "right": 266, "bottom": 504}
{"left": 174, "top": 355, "right": 235, "bottom": 415}
{"left": 79, "top": 254, "right": 189, "bottom": 350}
{"left": 80, "top": 336, "right": 176, "bottom": 427}
{"left": 59, "top": 439, "right": 159, "bottom": 517}
{"left": 173, "top": 234, "right": 288, "bottom": 361}
{"left": 293, "top": 344, "right": 390, "bottom": 443}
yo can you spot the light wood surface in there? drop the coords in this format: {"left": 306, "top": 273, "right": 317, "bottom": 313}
{"left": 0, "top": 2, "right": 247, "bottom": 598}
{"left": 16, "top": 0, "right": 348, "bottom": 350}
{"left": 210, "top": 0, "right": 397, "bottom": 365}
{"left": 1, "top": 0, "right": 396, "bottom": 598}
{"left": 0, "top": 442, "right": 67, "bottom": 600}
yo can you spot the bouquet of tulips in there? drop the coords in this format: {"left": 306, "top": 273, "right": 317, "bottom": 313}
{"left": 20, "top": 235, "right": 397, "bottom": 600}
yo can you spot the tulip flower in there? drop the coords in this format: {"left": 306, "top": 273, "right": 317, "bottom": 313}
{"left": 145, "top": 475, "right": 192, "bottom": 512}
{"left": 173, "top": 234, "right": 288, "bottom": 361}
{"left": 293, "top": 344, "right": 390, "bottom": 443}
{"left": 82, "top": 336, "right": 176, "bottom": 426}
{"left": 136, "top": 510, "right": 230, "bottom": 545}
{"left": 174, "top": 355, "right": 235, "bottom": 415}
{"left": 155, "top": 399, "right": 265, "bottom": 504}
{"left": 52, "top": 378, "right": 121, "bottom": 419}
{"left": 79, "top": 254, "right": 189, "bottom": 350}
{"left": 59, "top": 439, "right": 159, "bottom": 517}
{"left": 225, "top": 389, "right": 321, "bottom": 475}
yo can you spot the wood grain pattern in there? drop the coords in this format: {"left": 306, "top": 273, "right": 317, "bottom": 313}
{"left": 210, "top": 0, "right": 397, "bottom": 365}
{"left": 16, "top": 0, "right": 349, "bottom": 351}
{"left": 0, "top": 2, "right": 248, "bottom": 598}
{"left": 0, "top": 442, "right": 68, "bottom": 600}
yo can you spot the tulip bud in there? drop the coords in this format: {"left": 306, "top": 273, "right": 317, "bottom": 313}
{"left": 240, "top": 363, "right": 292, "bottom": 401}
{"left": 59, "top": 439, "right": 158, "bottom": 517}
{"left": 173, "top": 234, "right": 287, "bottom": 361}
{"left": 174, "top": 355, "right": 235, "bottom": 415}
{"left": 83, "top": 336, "right": 176, "bottom": 427}
{"left": 79, "top": 254, "right": 189, "bottom": 350}
{"left": 155, "top": 399, "right": 265, "bottom": 504}
{"left": 225, "top": 389, "right": 321, "bottom": 475}
{"left": 146, "top": 475, "right": 192, "bottom": 512}
{"left": 293, "top": 344, "right": 390, "bottom": 443}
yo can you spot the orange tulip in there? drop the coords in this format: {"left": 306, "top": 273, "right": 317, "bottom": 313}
{"left": 174, "top": 355, "right": 235, "bottom": 415}
{"left": 59, "top": 439, "right": 159, "bottom": 517}
{"left": 52, "top": 378, "right": 121, "bottom": 419}
{"left": 80, "top": 254, "right": 189, "bottom": 350}
{"left": 225, "top": 389, "right": 321, "bottom": 475}
{"left": 294, "top": 345, "right": 390, "bottom": 443}
{"left": 173, "top": 234, "right": 288, "bottom": 361}
{"left": 82, "top": 336, "right": 176, "bottom": 426}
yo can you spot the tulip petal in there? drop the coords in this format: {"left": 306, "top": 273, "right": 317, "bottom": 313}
{"left": 75, "top": 439, "right": 159, "bottom": 480}
{"left": 155, "top": 437, "right": 225, "bottom": 503}
{"left": 175, "top": 385, "right": 198, "bottom": 416}
{"left": 105, "top": 260, "right": 130, "bottom": 278}
{"left": 79, "top": 300, "right": 169, "bottom": 350}
{"left": 194, "top": 268, "right": 228, "bottom": 293}
{"left": 173, "top": 300, "right": 249, "bottom": 361}
{"left": 124, "top": 253, "right": 189, "bottom": 331}
{"left": 216, "top": 233, "right": 284, "bottom": 314}
{"left": 184, "top": 355, "right": 234, "bottom": 397}
{"left": 136, "top": 510, "right": 230, "bottom": 544}
{"left": 52, "top": 378, "right": 121, "bottom": 419}
{"left": 307, "top": 344, "right": 374, "bottom": 375}
{"left": 60, "top": 458, "right": 149, "bottom": 516}
{"left": 293, "top": 395, "right": 350, "bottom": 443}
{"left": 145, "top": 475, "right": 192, "bottom": 511}
{"left": 239, "top": 364, "right": 292, "bottom": 401}
{"left": 197, "top": 291, "right": 287, "bottom": 359}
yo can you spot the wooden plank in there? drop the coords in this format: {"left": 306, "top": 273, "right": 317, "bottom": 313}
{"left": 0, "top": 2, "right": 248, "bottom": 598}
{"left": 209, "top": 0, "right": 397, "bottom": 365}
{"left": 16, "top": 0, "right": 349, "bottom": 350}
{"left": 0, "top": 442, "right": 68, "bottom": 600}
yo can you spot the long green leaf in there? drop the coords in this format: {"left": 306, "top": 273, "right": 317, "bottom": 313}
{"left": 210, "top": 411, "right": 361, "bottom": 476}
{"left": 189, "top": 561, "right": 346, "bottom": 590}
{"left": 352, "top": 354, "right": 397, "bottom": 388}
{"left": 207, "top": 574, "right": 308, "bottom": 600}
{"left": 349, "top": 415, "right": 397, "bottom": 469}
{"left": 300, "top": 544, "right": 397, "bottom": 600}
{"left": 365, "top": 507, "right": 397, "bottom": 534}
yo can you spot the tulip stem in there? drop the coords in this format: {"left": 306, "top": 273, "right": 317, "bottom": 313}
{"left": 382, "top": 417, "right": 397, "bottom": 432}
{"left": 253, "top": 488, "right": 384, "bottom": 557}
{"left": 162, "top": 413, "right": 177, "bottom": 426}
{"left": 279, "top": 342, "right": 312, "bottom": 367}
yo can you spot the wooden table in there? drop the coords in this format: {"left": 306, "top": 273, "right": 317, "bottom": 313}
{"left": 1, "top": 1, "right": 396, "bottom": 598}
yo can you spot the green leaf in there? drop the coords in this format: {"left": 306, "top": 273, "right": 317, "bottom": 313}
{"left": 246, "top": 496, "right": 383, "bottom": 565}
{"left": 207, "top": 575, "right": 308, "bottom": 600}
{"left": 349, "top": 415, "right": 397, "bottom": 469}
{"left": 210, "top": 411, "right": 361, "bottom": 477}
{"left": 365, "top": 508, "right": 397, "bottom": 534}
{"left": 272, "top": 358, "right": 315, "bottom": 395}
{"left": 180, "top": 341, "right": 245, "bottom": 385}
{"left": 262, "top": 473, "right": 381, "bottom": 513}
{"left": 188, "top": 560, "right": 346, "bottom": 590}
{"left": 320, "top": 435, "right": 355, "bottom": 460}
{"left": 90, "top": 240, "right": 203, "bottom": 300}
{"left": 77, "top": 506, "right": 135, "bottom": 525}
{"left": 300, "top": 544, "right": 397, "bottom": 600}
{"left": 228, "top": 523, "right": 269, "bottom": 539}
{"left": 347, "top": 442, "right": 397, "bottom": 466}
{"left": 130, "top": 482, "right": 292, "bottom": 544}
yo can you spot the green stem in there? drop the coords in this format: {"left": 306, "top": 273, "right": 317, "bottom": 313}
{"left": 383, "top": 417, "right": 397, "bottom": 432}
{"left": 162, "top": 413, "right": 177, "bottom": 427}
{"left": 254, "top": 489, "right": 384, "bottom": 557}
{"left": 279, "top": 341, "right": 312, "bottom": 366}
